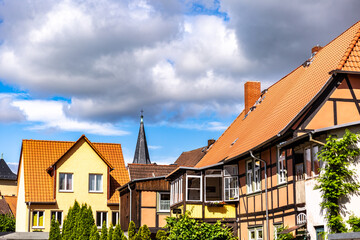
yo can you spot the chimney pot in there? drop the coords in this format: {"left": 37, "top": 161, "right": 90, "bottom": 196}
{"left": 208, "top": 139, "right": 215, "bottom": 148}
{"left": 311, "top": 45, "right": 322, "bottom": 55}
{"left": 244, "top": 81, "right": 261, "bottom": 113}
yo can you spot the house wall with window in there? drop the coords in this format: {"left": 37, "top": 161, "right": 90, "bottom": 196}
{"left": 15, "top": 136, "right": 128, "bottom": 232}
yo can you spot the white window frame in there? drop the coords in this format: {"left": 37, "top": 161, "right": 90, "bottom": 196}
{"left": 247, "top": 160, "right": 261, "bottom": 193}
{"left": 170, "top": 177, "right": 182, "bottom": 206}
{"left": 224, "top": 165, "right": 239, "bottom": 201}
{"left": 32, "top": 210, "right": 45, "bottom": 229}
{"left": 304, "top": 147, "right": 312, "bottom": 178}
{"left": 205, "top": 169, "right": 223, "bottom": 202}
{"left": 249, "top": 227, "right": 263, "bottom": 240}
{"left": 277, "top": 149, "right": 287, "bottom": 184}
{"left": 112, "top": 211, "right": 119, "bottom": 226}
{"left": 158, "top": 192, "right": 170, "bottom": 212}
{"left": 96, "top": 211, "right": 108, "bottom": 228}
{"left": 186, "top": 174, "right": 202, "bottom": 202}
{"left": 51, "top": 211, "right": 63, "bottom": 228}
{"left": 59, "top": 173, "right": 73, "bottom": 192}
{"left": 89, "top": 174, "right": 103, "bottom": 193}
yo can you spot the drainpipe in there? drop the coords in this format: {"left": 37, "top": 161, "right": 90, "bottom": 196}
{"left": 27, "top": 202, "right": 31, "bottom": 232}
{"left": 308, "top": 133, "right": 325, "bottom": 146}
{"left": 128, "top": 184, "right": 132, "bottom": 223}
{"left": 250, "top": 151, "right": 269, "bottom": 240}
{"left": 119, "top": 191, "right": 121, "bottom": 227}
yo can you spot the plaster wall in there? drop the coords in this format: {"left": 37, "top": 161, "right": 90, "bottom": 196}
{"left": 0, "top": 180, "right": 17, "bottom": 196}
{"left": 15, "top": 155, "right": 28, "bottom": 232}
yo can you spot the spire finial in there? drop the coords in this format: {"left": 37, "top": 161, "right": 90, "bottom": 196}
{"left": 1, "top": 153, "right": 3, "bottom": 159}
{"left": 140, "top": 109, "right": 144, "bottom": 123}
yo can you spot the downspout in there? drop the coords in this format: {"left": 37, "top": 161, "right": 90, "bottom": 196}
{"left": 27, "top": 202, "right": 31, "bottom": 232}
{"left": 309, "top": 132, "right": 325, "bottom": 146}
{"left": 119, "top": 191, "right": 121, "bottom": 227}
{"left": 250, "top": 151, "right": 269, "bottom": 240}
{"left": 128, "top": 184, "right": 132, "bottom": 223}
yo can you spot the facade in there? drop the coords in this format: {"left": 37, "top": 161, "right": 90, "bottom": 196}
{"left": 0, "top": 156, "right": 17, "bottom": 196}
{"left": 167, "top": 20, "right": 360, "bottom": 240}
{"left": 15, "top": 135, "right": 129, "bottom": 232}
{"left": 118, "top": 164, "right": 178, "bottom": 233}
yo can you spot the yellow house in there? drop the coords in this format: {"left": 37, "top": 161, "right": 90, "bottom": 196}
{"left": 15, "top": 135, "right": 129, "bottom": 232}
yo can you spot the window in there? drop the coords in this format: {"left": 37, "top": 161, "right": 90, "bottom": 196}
{"left": 247, "top": 160, "right": 261, "bottom": 193}
{"left": 186, "top": 175, "right": 202, "bottom": 201}
{"left": 112, "top": 211, "right": 119, "bottom": 226}
{"left": 305, "top": 147, "right": 312, "bottom": 177}
{"left": 249, "top": 227, "right": 263, "bottom": 240}
{"left": 59, "top": 173, "right": 73, "bottom": 191}
{"left": 158, "top": 192, "right": 170, "bottom": 212}
{"left": 32, "top": 211, "right": 44, "bottom": 228}
{"left": 89, "top": 174, "right": 103, "bottom": 192}
{"left": 304, "top": 145, "right": 321, "bottom": 178}
{"left": 315, "top": 226, "right": 325, "bottom": 240}
{"left": 312, "top": 145, "right": 320, "bottom": 175}
{"left": 51, "top": 211, "right": 63, "bottom": 227}
{"left": 224, "top": 165, "right": 239, "bottom": 201}
{"left": 96, "top": 212, "right": 107, "bottom": 228}
{"left": 170, "top": 177, "right": 182, "bottom": 205}
{"left": 205, "top": 169, "right": 222, "bottom": 202}
{"left": 278, "top": 150, "right": 287, "bottom": 184}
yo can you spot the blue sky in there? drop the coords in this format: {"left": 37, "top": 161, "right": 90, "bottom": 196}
{"left": 0, "top": 0, "right": 360, "bottom": 173}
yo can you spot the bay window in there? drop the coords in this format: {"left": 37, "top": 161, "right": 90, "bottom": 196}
{"left": 247, "top": 160, "right": 261, "bottom": 193}
{"left": 170, "top": 177, "right": 182, "bottom": 205}
{"left": 224, "top": 165, "right": 239, "bottom": 201}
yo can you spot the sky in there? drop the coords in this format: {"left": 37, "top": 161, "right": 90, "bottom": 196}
{"left": 0, "top": 0, "right": 360, "bottom": 173}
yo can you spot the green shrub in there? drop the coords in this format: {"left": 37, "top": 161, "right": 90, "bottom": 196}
{"left": 62, "top": 201, "right": 80, "bottom": 239}
{"left": 100, "top": 221, "right": 108, "bottom": 240}
{"left": 139, "top": 225, "right": 151, "bottom": 240}
{"left": 128, "top": 221, "right": 136, "bottom": 239}
{"left": 156, "top": 229, "right": 167, "bottom": 240}
{"left": 49, "top": 215, "right": 61, "bottom": 240}
{"left": 275, "top": 226, "right": 295, "bottom": 240}
{"left": 113, "top": 224, "right": 127, "bottom": 240}
{"left": 108, "top": 223, "right": 114, "bottom": 240}
{"left": 0, "top": 214, "right": 15, "bottom": 232}
{"left": 90, "top": 225, "right": 100, "bottom": 240}
{"left": 347, "top": 215, "right": 360, "bottom": 232}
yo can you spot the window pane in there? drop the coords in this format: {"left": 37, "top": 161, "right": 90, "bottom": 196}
{"left": 96, "top": 175, "right": 102, "bottom": 191}
{"left": 313, "top": 146, "right": 320, "bottom": 175}
{"left": 188, "top": 177, "right": 200, "bottom": 188}
{"left": 59, "top": 174, "right": 65, "bottom": 190}
{"left": 102, "top": 212, "right": 107, "bottom": 225}
{"left": 39, "top": 212, "right": 44, "bottom": 226}
{"left": 305, "top": 148, "right": 311, "bottom": 177}
{"left": 188, "top": 189, "right": 200, "bottom": 200}
{"left": 33, "top": 212, "right": 38, "bottom": 226}
{"left": 258, "top": 230, "right": 263, "bottom": 239}
{"left": 58, "top": 212, "right": 62, "bottom": 225}
{"left": 96, "top": 212, "right": 101, "bottom": 227}
{"left": 250, "top": 231, "right": 255, "bottom": 240}
{"left": 67, "top": 174, "right": 72, "bottom": 190}
{"left": 206, "top": 177, "right": 222, "bottom": 201}
{"left": 112, "top": 212, "right": 118, "bottom": 225}
{"left": 90, "top": 175, "right": 95, "bottom": 191}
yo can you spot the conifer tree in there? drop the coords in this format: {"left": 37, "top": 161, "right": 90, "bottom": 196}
{"left": 140, "top": 225, "right": 151, "bottom": 240}
{"left": 156, "top": 229, "right": 167, "bottom": 240}
{"left": 113, "top": 224, "right": 126, "bottom": 240}
{"left": 100, "top": 221, "right": 108, "bottom": 240}
{"left": 90, "top": 224, "right": 100, "bottom": 240}
{"left": 62, "top": 200, "right": 80, "bottom": 240}
{"left": 49, "top": 215, "right": 61, "bottom": 240}
{"left": 128, "top": 221, "right": 136, "bottom": 239}
{"left": 108, "top": 223, "right": 114, "bottom": 240}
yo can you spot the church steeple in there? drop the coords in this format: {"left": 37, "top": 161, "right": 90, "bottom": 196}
{"left": 133, "top": 111, "right": 151, "bottom": 164}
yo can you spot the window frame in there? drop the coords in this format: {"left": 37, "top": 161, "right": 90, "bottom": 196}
{"left": 248, "top": 227, "right": 263, "bottom": 240}
{"left": 96, "top": 211, "right": 108, "bottom": 228}
{"left": 32, "top": 210, "right": 45, "bottom": 229}
{"left": 223, "top": 164, "right": 239, "bottom": 201}
{"left": 247, "top": 160, "right": 261, "bottom": 194}
{"left": 59, "top": 173, "right": 73, "bottom": 192}
{"left": 51, "top": 211, "right": 63, "bottom": 228}
{"left": 158, "top": 192, "right": 170, "bottom": 212}
{"left": 186, "top": 174, "right": 202, "bottom": 202}
{"left": 304, "top": 144, "right": 321, "bottom": 178}
{"left": 205, "top": 169, "right": 223, "bottom": 202}
{"left": 277, "top": 149, "right": 287, "bottom": 185}
{"left": 170, "top": 176, "right": 183, "bottom": 206}
{"left": 89, "top": 174, "right": 103, "bottom": 193}
{"left": 112, "top": 211, "right": 119, "bottom": 226}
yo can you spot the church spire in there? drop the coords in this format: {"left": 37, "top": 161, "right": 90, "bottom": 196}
{"left": 133, "top": 110, "right": 151, "bottom": 164}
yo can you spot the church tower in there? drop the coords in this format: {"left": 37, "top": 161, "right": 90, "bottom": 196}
{"left": 133, "top": 111, "right": 151, "bottom": 164}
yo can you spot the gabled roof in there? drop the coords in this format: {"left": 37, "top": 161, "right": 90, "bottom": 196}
{"left": 20, "top": 136, "right": 129, "bottom": 203}
{"left": 196, "top": 20, "right": 360, "bottom": 168}
{"left": 3, "top": 196, "right": 17, "bottom": 216}
{"left": 0, "top": 197, "right": 12, "bottom": 215}
{"left": 133, "top": 114, "right": 151, "bottom": 164}
{"left": 0, "top": 158, "right": 16, "bottom": 181}
{"left": 128, "top": 163, "right": 178, "bottom": 181}
{"left": 174, "top": 147, "right": 207, "bottom": 167}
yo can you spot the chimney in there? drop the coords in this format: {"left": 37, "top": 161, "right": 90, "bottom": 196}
{"left": 311, "top": 45, "right": 322, "bottom": 55}
{"left": 208, "top": 139, "right": 215, "bottom": 148}
{"left": 244, "top": 81, "right": 261, "bottom": 113}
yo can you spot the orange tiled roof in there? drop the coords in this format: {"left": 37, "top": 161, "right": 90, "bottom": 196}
{"left": 4, "top": 196, "right": 17, "bottom": 216}
{"left": 196, "top": 21, "right": 360, "bottom": 168}
{"left": 21, "top": 137, "right": 129, "bottom": 203}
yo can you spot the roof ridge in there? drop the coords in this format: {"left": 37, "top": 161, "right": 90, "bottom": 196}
{"left": 93, "top": 142, "right": 121, "bottom": 146}
{"left": 337, "top": 23, "right": 360, "bottom": 70}
{"left": 129, "top": 163, "right": 176, "bottom": 167}
{"left": 23, "top": 139, "right": 75, "bottom": 143}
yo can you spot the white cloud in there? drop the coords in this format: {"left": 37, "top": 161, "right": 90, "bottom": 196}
{"left": 12, "top": 99, "right": 129, "bottom": 136}
{"left": 0, "top": 94, "right": 26, "bottom": 123}
{"left": 148, "top": 145, "right": 162, "bottom": 150}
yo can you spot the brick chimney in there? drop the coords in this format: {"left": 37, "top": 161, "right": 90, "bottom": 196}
{"left": 244, "top": 81, "right": 261, "bottom": 113}
{"left": 207, "top": 139, "right": 215, "bottom": 148}
{"left": 311, "top": 45, "right": 322, "bottom": 55}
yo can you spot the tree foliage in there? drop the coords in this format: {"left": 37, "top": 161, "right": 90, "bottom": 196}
{"left": 138, "top": 224, "right": 151, "bottom": 240}
{"left": 315, "top": 130, "right": 360, "bottom": 233}
{"left": 156, "top": 229, "right": 167, "bottom": 240}
{"left": 0, "top": 214, "right": 15, "bottom": 232}
{"left": 113, "top": 224, "right": 127, "bottom": 240}
{"left": 49, "top": 215, "right": 61, "bottom": 240}
{"left": 62, "top": 201, "right": 81, "bottom": 239}
{"left": 165, "top": 211, "right": 236, "bottom": 240}
{"left": 90, "top": 225, "right": 100, "bottom": 240}
{"left": 108, "top": 223, "right": 114, "bottom": 240}
{"left": 347, "top": 215, "right": 360, "bottom": 232}
{"left": 128, "top": 221, "right": 136, "bottom": 239}
{"left": 274, "top": 226, "right": 294, "bottom": 240}
{"left": 100, "top": 221, "right": 108, "bottom": 240}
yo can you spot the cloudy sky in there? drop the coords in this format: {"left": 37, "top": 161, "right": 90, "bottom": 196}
{"left": 0, "top": 0, "right": 360, "bottom": 173}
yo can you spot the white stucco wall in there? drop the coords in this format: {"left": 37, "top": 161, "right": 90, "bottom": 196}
{"left": 16, "top": 155, "right": 28, "bottom": 232}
